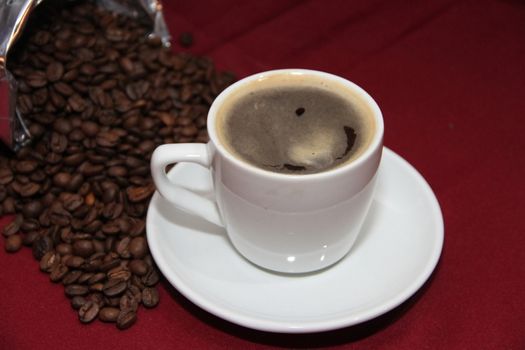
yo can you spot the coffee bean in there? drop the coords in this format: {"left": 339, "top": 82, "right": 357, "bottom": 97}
{"left": 101, "top": 221, "right": 120, "bottom": 235}
{"left": 18, "top": 94, "right": 34, "bottom": 114}
{"left": 62, "top": 270, "right": 82, "bottom": 285}
{"left": 46, "top": 61, "right": 64, "bottom": 82}
{"left": 80, "top": 63, "right": 97, "bottom": 76}
{"left": 22, "top": 230, "right": 39, "bottom": 246}
{"left": 116, "top": 309, "right": 137, "bottom": 330}
{"left": 67, "top": 173, "right": 84, "bottom": 192}
{"left": 89, "top": 282, "right": 104, "bottom": 292}
{"left": 72, "top": 240, "right": 94, "bottom": 258}
{"left": 54, "top": 82, "right": 74, "bottom": 96}
{"left": 59, "top": 227, "right": 74, "bottom": 243}
{"left": 103, "top": 278, "right": 127, "bottom": 297}
{"left": 49, "top": 89, "right": 67, "bottom": 108}
{"left": 107, "top": 266, "right": 131, "bottom": 281}
{"left": 99, "top": 79, "right": 116, "bottom": 90}
{"left": 15, "top": 182, "right": 41, "bottom": 197}
{"left": 68, "top": 129, "right": 85, "bottom": 142}
{"left": 80, "top": 121, "right": 99, "bottom": 137}
{"left": 137, "top": 140, "right": 155, "bottom": 154}
{"left": 87, "top": 293, "right": 106, "bottom": 308}
{"left": 53, "top": 118, "right": 72, "bottom": 134}
{"left": 3, "top": 197, "right": 16, "bottom": 214}
{"left": 54, "top": 38, "right": 70, "bottom": 51}
{"left": 56, "top": 243, "right": 73, "bottom": 256}
{"left": 65, "top": 255, "right": 85, "bottom": 268}
{"left": 119, "top": 291, "right": 139, "bottom": 312}
{"left": 71, "top": 296, "right": 87, "bottom": 310}
{"left": 78, "top": 162, "right": 104, "bottom": 177}
{"left": 63, "top": 194, "right": 84, "bottom": 212}
{"left": 76, "top": 272, "right": 94, "bottom": 285}
{"left": 50, "top": 132, "right": 68, "bottom": 153}
{"left": 142, "top": 267, "right": 160, "bottom": 287}
{"left": 78, "top": 301, "right": 99, "bottom": 323}
{"left": 77, "top": 21, "right": 94, "bottom": 34}
{"left": 30, "top": 169, "right": 46, "bottom": 183}
{"left": 40, "top": 251, "right": 60, "bottom": 272}
{"left": 99, "top": 307, "right": 120, "bottom": 322}
{"left": 119, "top": 57, "right": 134, "bottom": 73}
{"left": 3, "top": 215, "right": 22, "bottom": 237}
{"left": 45, "top": 152, "right": 62, "bottom": 165}
{"left": 128, "top": 218, "right": 145, "bottom": 237}
{"left": 84, "top": 192, "right": 96, "bottom": 206}
{"left": 92, "top": 240, "right": 105, "bottom": 253}
{"left": 50, "top": 264, "right": 69, "bottom": 282}
{"left": 38, "top": 210, "right": 50, "bottom": 227}
{"left": 127, "top": 284, "right": 142, "bottom": 304}
{"left": 124, "top": 156, "right": 143, "bottom": 168}
{"left": 101, "top": 202, "right": 123, "bottom": 220}
{"left": 65, "top": 284, "right": 89, "bottom": 297}
{"left": 129, "top": 237, "right": 147, "bottom": 259}
{"left": 87, "top": 152, "right": 109, "bottom": 165}
{"left": 62, "top": 69, "right": 79, "bottom": 82}
{"left": 32, "top": 235, "right": 54, "bottom": 260}
{"left": 52, "top": 172, "right": 71, "bottom": 188}
{"left": 88, "top": 272, "right": 106, "bottom": 285}
{"left": 27, "top": 72, "right": 47, "bottom": 88}
{"left": 96, "top": 131, "right": 120, "bottom": 148}
{"left": 41, "top": 192, "right": 56, "bottom": 207}
{"left": 15, "top": 160, "right": 38, "bottom": 174}
{"left": 142, "top": 287, "right": 159, "bottom": 308}
{"left": 81, "top": 207, "right": 97, "bottom": 226}
{"left": 5, "top": 234, "right": 23, "bottom": 253}
{"left": 130, "top": 275, "right": 145, "bottom": 291}
{"left": 104, "top": 296, "right": 120, "bottom": 308}
{"left": 129, "top": 259, "right": 149, "bottom": 276}
{"left": 22, "top": 201, "right": 43, "bottom": 218}
{"left": 126, "top": 184, "right": 155, "bottom": 203}
{"left": 181, "top": 125, "right": 198, "bottom": 137}
{"left": 0, "top": 168, "right": 13, "bottom": 185}
{"left": 20, "top": 218, "right": 40, "bottom": 234}
{"left": 115, "top": 236, "right": 131, "bottom": 258}
{"left": 68, "top": 94, "right": 87, "bottom": 112}
{"left": 83, "top": 220, "right": 102, "bottom": 234}
{"left": 49, "top": 203, "right": 71, "bottom": 226}
{"left": 107, "top": 166, "right": 127, "bottom": 178}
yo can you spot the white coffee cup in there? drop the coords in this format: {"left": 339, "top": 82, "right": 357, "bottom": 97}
{"left": 151, "top": 69, "right": 384, "bottom": 273}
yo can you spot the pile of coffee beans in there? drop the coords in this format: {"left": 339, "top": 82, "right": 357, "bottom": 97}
{"left": 0, "top": 0, "right": 235, "bottom": 330}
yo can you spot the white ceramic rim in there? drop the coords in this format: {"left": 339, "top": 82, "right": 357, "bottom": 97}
{"left": 146, "top": 147, "right": 444, "bottom": 333}
{"left": 206, "top": 69, "right": 385, "bottom": 182}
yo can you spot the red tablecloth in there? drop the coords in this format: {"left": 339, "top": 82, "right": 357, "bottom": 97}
{"left": 1, "top": 0, "right": 524, "bottom": 349}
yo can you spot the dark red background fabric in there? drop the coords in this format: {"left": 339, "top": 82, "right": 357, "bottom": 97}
{"left": 1, "top": 0, "right": 524, "bottom": 348}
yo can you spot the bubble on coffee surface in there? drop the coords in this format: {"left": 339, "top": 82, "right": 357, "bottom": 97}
{"left": 218, "top": 85, "right": 371, "bottom": 174}
{"left": 295, "top": 107, "right": 306, "bottom": 116}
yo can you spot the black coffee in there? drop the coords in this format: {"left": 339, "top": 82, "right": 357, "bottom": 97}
{"left": 218, "top": 82, "right": 373, "bottom": 174}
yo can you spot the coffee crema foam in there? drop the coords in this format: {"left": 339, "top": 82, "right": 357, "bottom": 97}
{"left": 216, "top": 75, "right": 375, "bottom": 174}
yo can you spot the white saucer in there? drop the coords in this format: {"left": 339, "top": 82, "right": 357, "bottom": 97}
{"left": 146, "top": 147, "right": 444, "bottom": 333}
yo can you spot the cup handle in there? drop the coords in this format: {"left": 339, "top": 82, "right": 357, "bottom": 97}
{"left": 150, "top": 143, "right": 224, "bottom": 227}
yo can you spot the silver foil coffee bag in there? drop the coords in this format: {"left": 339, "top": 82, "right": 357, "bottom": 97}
{"left": 0, "top": 0, "right": 170, "bottom": 150}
